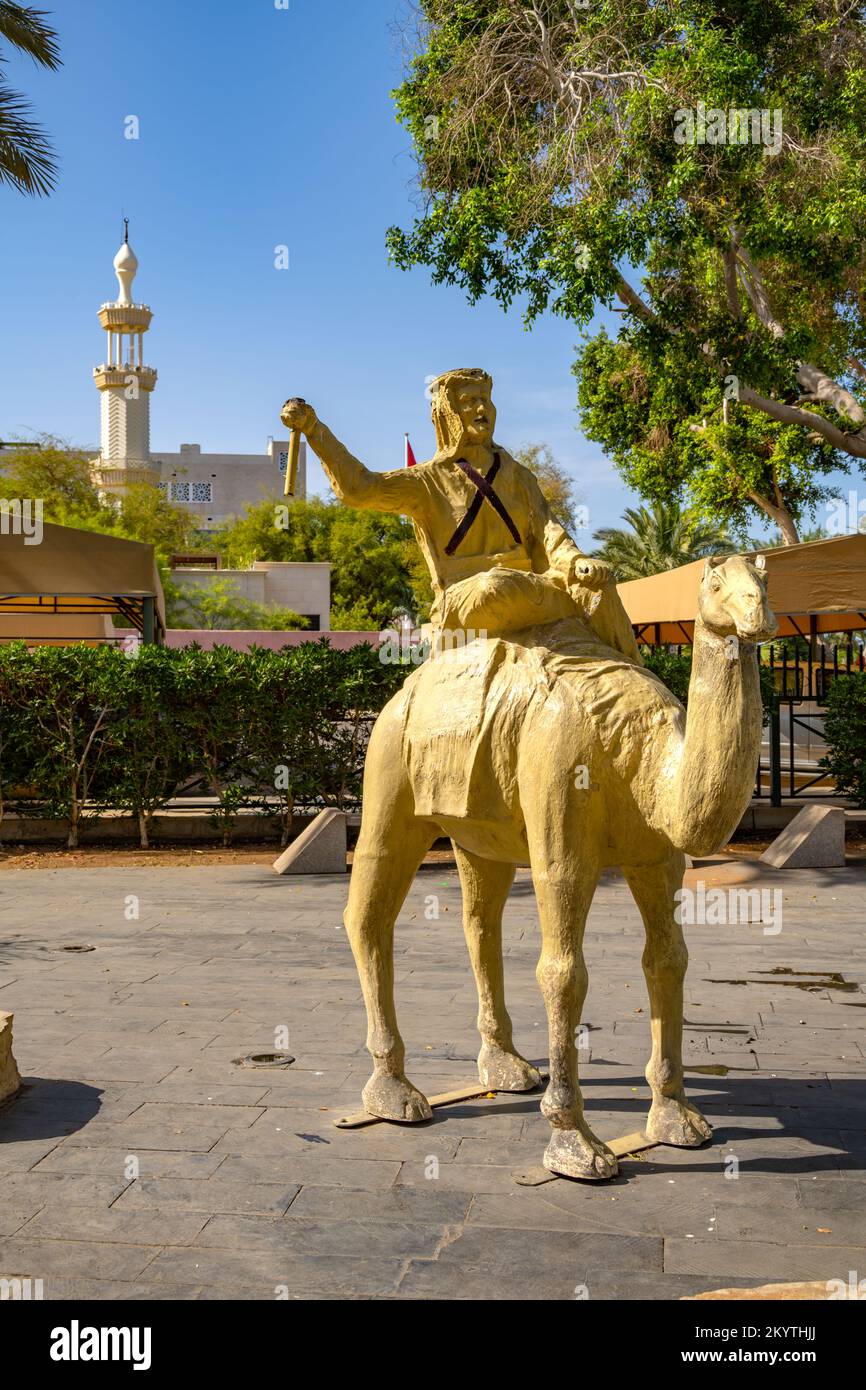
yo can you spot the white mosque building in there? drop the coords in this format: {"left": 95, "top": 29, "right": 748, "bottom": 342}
{"left": 90, "top": 231, "right": 329, "bottom": 631}
{"left": 90, "top": 229, "right": 308, "bottom": 528}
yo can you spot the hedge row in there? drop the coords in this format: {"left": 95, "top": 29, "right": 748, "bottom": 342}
{"left": 0, "top": 641, "right": 404, "bottom": 848}
{"left": 2, "top": 643, "right": 858, "bottom": 852}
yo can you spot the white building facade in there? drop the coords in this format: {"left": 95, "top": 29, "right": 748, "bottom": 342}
{"left": 172, "top": 561, "right": 330, "bottom": 632}
{"left": 154, "top": 439, "right": 307, "bottom": 529}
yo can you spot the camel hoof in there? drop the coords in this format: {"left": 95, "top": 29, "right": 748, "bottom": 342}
{"left": 542, "top": 1128, "right": 619, "bottom": 1182}
{"left": 361, "top": 1073, "right": 432, "bottom": 1124}
{"left": 478, "top": 1043, "right": 543, "bottom": 1093}
{"left": 647, "top": 1097, "right": 713, "bottom": 1148}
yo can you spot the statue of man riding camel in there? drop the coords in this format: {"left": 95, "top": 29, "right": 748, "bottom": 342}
{"left": 277, "top": 370, "right": 776, "bottom": 1182}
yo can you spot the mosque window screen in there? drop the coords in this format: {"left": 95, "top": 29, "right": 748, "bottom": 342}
{"left": 278, "top": 451, "right": 288, "bottom": 475}
{"left": 169, "top": 481, "right": 190, "bottom": 502}
{"left": 191, "top": 481, "right": 212, "bottom": 503}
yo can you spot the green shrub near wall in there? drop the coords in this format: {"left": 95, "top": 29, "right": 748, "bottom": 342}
{"left": 0, "top": 640, "right": 792, "bottom": 850}
{"left": 0, "top": 641, "right": 404, "bottom": 849}
{"left": 821, "top": 672, "right": 866, "bottom": 808}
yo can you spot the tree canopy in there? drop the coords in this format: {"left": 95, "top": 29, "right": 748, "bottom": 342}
{"left": 388, "top": 0, "right": 866, "bottom": 542}
{"left": 214, "top": 496, "right": 429, "bottom": 629}
{"left": 0, "top": 442, "right": 201, "bottom": 563}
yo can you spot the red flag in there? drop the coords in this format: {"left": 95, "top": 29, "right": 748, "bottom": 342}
{"left": 404, "top": 433, "right": 418, "bottom": 467}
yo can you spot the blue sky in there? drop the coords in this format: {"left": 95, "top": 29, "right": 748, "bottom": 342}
{"left": 0, "top": 0, "right": 852, "bottom": 537}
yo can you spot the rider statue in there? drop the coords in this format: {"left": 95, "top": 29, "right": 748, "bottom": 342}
{"left": 281, "top": 367, "right": 640, "bottom": 660}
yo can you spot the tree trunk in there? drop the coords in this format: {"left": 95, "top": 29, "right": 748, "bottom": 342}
{"left": 281, "top": 796, "right": 294, "bottom": 849}
{"left": 748, "top": 492, "right": 800, "bottom": 545}
{"left": 138, "top": 809, "right": 149, "bottom": 850}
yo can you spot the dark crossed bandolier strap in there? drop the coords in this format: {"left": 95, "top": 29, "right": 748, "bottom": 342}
{"left": 444, "top": 453, "right": 523, "bottom": 557}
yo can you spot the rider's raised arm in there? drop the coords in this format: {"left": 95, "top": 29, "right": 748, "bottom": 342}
{"left": 308, "top": 419, "right": 425, "bottom": 517}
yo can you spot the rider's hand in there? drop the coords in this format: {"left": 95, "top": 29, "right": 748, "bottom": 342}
{"left": 570, "top": 556, "right": 614, "bottom": 591}
{"left": 280, "top": 398, "right": 318, "bottom": 434}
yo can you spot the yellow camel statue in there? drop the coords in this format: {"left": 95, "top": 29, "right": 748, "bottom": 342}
{"left": 281, "top": 376, "right": 777, "bottom": 1181}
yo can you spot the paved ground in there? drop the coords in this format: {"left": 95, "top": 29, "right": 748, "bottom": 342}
{"left": 0, "top": 859, "right": 864, "bottom": 1301}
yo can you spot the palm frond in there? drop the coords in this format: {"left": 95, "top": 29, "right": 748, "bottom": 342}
{"left": 0, "top": 2, "right": 61, "bottom": 68}
{"left": 592, "top": 501, "right": 734, "bottom": 580}
{"left": 0, "top": 79, "right": 57, "bottom": 193}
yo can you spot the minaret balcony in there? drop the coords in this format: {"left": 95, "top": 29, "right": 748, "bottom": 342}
{"left": 92, "top": 460, "right": 163, "bottom": 492}
{"left": 93, "top": 364, "right": 158, "bottom": 390}
{"left": 98, "top": 303, "right": 152, "bottom": 331}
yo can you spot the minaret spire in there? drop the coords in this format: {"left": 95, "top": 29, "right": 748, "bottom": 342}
{"left": 91, "top": 230, "right": 160, "bottom": 495}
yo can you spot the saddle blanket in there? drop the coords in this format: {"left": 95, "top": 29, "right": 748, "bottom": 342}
{"left": 401, "top": 619, "right": 680, "bottom": 822}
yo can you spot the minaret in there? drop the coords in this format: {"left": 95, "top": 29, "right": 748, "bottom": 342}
{"left": 91, "top": 223, "right": 160, "bottom": 493}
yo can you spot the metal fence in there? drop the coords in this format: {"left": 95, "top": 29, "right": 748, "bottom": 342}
{"left": 758, "top": 640, "right": 864, "bottom": 805}
{"left": 662, "top": 636, "right": 865, "bottom": 807}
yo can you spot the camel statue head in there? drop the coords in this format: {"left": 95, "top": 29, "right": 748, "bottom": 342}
{"left": 698, "top": 554, "right": 778, "bottom": 643}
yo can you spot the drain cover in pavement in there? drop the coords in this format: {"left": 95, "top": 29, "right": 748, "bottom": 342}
{"left": 232, "top": 1052, "right": 295, "bottom": 1069}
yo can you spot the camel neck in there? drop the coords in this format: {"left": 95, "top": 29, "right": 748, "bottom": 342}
{"left": 666, "top": 617, "right": 763, "bottom": 856}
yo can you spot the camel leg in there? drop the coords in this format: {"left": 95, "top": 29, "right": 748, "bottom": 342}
{"left": 522, "top": 773, "right": 617, "bottom": 1180}
{"left": 533, "top": 862, "right": 617, "bottom": 1180}
{"left": 624, "top": 856, "right": 713, "bottom": 1147}
{"left": 453, "top": 844, "right": 542, "bottom": 1092}
{"left": 343, "top": 711, "right": 439, "bottom": 1123}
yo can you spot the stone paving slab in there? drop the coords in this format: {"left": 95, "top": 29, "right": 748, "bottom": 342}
{"left": 0, "top": 861, "right": 864, "bottom": 1300}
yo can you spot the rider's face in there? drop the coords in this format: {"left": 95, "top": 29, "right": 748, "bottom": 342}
{"left": 456, "top": 386, "right": 496, "bottom": 446}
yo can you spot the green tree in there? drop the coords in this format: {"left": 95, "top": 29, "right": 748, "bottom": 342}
{"left": 593, "top": 502, "right": 734, "bottom": 580}
{"left": 215, "top": 496, "right": 423, "bottom": 628}
{"left": 388, "top": 1, "right": 866, "bottom": 543}
{"left": 167, "top": 577, "right": 308, "bottom": 632}
{"left": 0, "top": 644, "right": 118, "bottom": 848}
{"left": 821, "top": 673, "right": 866, "bottom": 808}
{"left": 0, "top": 1, "right": 60, "bottom": 195}
{"left": 0, "top": 441, "right": 200, "bottom": 562}
{"left": 100, "top": 647, "right": 197, "bottom": 848}
{"left": 0, "top": 642, "right": 406, "bottom": 849}
{"left": 104, "top": 483, "right": 202, "bottom": 564}
{"left": 171, "top": 646, "right": 256, "bottom": 846}
{"left": 0, "top": 440, "right": 105, "bottom": 523}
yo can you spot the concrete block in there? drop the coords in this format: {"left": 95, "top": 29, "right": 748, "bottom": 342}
{"left": 759, "top": 805, "right": 846, "bottom": 868}
{"left": 272, "top": 809, "right": 347, "bottom": 875}
{"left": 0, "top": 1012, "right": 22, "bottom": 1104}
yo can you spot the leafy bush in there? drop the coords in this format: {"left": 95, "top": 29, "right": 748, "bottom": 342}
{"left": 0, "top": 645, "right": 121, "bottom": 848}
{"left": 0, "top": 640, "right": 403, "bottom": 848}
{"left": 820, "top": 673, "right": 866, "bottom": 807}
